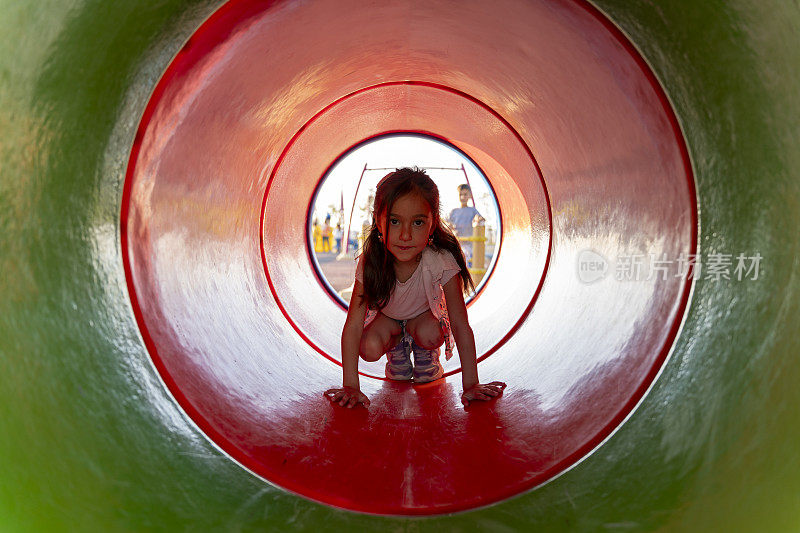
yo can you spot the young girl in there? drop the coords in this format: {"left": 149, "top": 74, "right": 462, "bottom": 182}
{"left": 326, "top": 167, "right": 505, "bottom": 408}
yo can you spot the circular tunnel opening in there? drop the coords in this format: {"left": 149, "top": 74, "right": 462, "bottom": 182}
{"left": 260, "top": 81, "right": 551, "bottom": 381}
{"left": 121, "top": 0, "right": 696, "bottom": 516}
{"left": 307, "top": 132, "right": 502, "bottom": 309}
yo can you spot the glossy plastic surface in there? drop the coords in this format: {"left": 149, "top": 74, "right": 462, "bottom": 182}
{"left": 122, "top": 0, "right": 694, "bottom": 514}
{"left": 2, "top": 0, "right": 799, "bottom": 530}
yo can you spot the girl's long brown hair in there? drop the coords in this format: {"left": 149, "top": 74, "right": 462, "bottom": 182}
{"left": 360, "top": 167, "right": 474, "bottom": 310}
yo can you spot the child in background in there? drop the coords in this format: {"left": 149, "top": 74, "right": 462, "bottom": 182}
{"left": 312, "top": 219, "right": 322, "bottom": 252}
{"left": 322, "top": 218, "right": 332, "bottom": 252}
{"left": 448, "top": 184, "right": 484, "bottom": 266}
{"left": 334, "top": 224, "right": 343, "bottom": 254}
{"left": 325, "top": 168, "right": 505, "bottom": 408}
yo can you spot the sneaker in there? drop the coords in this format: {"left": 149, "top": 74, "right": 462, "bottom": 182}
{"left": 385, "top": 335, "right": 412, "bottom": 381}
{"left": 411, "top": 342, "right": 444, "bottom": 383}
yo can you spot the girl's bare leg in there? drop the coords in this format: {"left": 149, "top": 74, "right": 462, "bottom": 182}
{"left": 405, "top": 311, "right": 444, "bottom": 349}
{"left": 359, "top": 312, "right": 402, "bottom": 362}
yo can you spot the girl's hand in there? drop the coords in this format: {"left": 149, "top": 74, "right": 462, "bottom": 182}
{"left": 461, "top": 381, "right": 506, "bottom": 407}
{"left": 324, "top": 386, "right": 370, "bottom": 408}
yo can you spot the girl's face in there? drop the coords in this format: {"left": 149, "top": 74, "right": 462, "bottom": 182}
{"left": 381, "top": 193, "right": 434, "bottom": 264}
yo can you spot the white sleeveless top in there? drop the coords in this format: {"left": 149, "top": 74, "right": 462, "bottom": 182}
{"left": 355, "top": 247, "right": 461, "bottom": 359}
{"left": 372, "top": 261, "right": 430, "bottom": 320}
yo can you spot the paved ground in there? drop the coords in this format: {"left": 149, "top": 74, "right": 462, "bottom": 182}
{"left": 315, "top": 251, "right": 357, "bottom": 299}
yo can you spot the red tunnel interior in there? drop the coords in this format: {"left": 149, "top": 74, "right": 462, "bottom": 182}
{"left": 122, "top": 0, "right": 696, "bottom": 515}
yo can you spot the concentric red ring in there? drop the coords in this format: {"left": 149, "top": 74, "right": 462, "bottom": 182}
{"left": 121, "top": 0, "right": 696, "bottom": 515}
{"left": 259, "top": 81, "right": 552, "bottom": 379}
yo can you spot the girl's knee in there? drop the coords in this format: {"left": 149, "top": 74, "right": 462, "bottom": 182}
{"left": 410, "top": 323, "right": 444, "bottom": 349}
{"left": 360, "top": 331, "right": 402, "bottom": 362}
{"left": 359, "top": 336, "right": 386, "bottom": 362}
{"left": 413, "top": 332, "right": 444, "bottom": 350}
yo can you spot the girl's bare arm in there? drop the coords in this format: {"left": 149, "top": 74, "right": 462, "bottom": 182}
{"left": 442, "top": 276, "right": 478, "bottom": 389}
{"left": 341, "top": 280, "right": 368, "bottom": 389}
{"left": 442, "top": 276, "right": 506, "bottom": 405}
{"left": 324, "top": 280, "right": 371, "bottom": 408}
